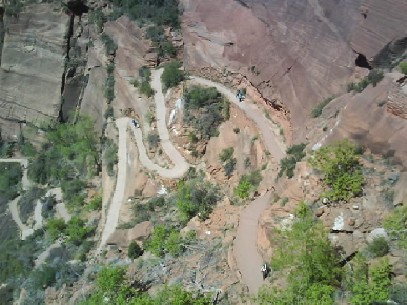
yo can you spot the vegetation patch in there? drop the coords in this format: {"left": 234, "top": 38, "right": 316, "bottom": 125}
{"left": 278, "top": 143, "right": 306, "bottom": 178}
{"left": 104, "top": 63, "right": 115, "bottom": 103}
{"left": 19, "top": 187, "right": 45, "bottom": 224}
{"left": 219, "top": 147, "right": 237, "bottom": 177}
{"left": 311, "top": 96, "right": 335, "bottom": 118}
{"left": 184, "top": 86, "right": 230, "bottom": 140}
{"left": 383, "top": 204, "right": 407, "bottom": 250}
{"left": 145, "top": 225, "right": 194, "bottom": 257}
{"left": 175, "top": 177, "right": 222, "bottom": 224}
{"left": 309, "top": 140, "right": 363, "bottom": 201}
{"left": 108, "top": 0, "right": 180, "bottom": 28}
{"left": 0, "top": 162, "right": 22, "bottom": 201}
{"left": 103, "top": 138, "right": 118, "bottom": 176}
{"left": 79, "top": 266, "right": 209, "bottom": 304}
{"left": 234, "top": 170, "right": 262, "bottom": 199}
{"left": 257, "top": 202, "right": 342, "bottom": 305}
{"left": 145, "top": 25, "right": 177, "bottom": 58}
{"left": 399, "top": 62, "right": 407, "bottom": 75}
{"left": 161, "top": 60, "right": 186, "bottom": 90}
{"left": 347, "top": 69, "right": 384, "bottom": 93}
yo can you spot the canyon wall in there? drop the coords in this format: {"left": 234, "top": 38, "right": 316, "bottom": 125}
{"left": 0, "top": 4, "right": 69, "bottom": 136}
{"left": 181, "top": 0, "right": 407, "bottom": 143}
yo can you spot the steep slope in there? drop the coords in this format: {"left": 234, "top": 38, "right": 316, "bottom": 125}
{"left": 181, "top": 0, "right": 407, "bottom": 144}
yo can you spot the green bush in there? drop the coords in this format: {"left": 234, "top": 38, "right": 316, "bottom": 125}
{"left": 309, "top": 140, "right": 363, "bottom": 201}
{"left": 108, "top": 0, "right": 180, "bottom": 28}
{"left": 161, "top": 61, "right": 185, "bottom": 90}
{"left": 349, "top": 256, "right": 391, "bottom": 305}
{"left": 128, "top": 241, "right": 143, "bottom": 259}
{"left": 367, "top": 69, "right": 384, "bottom": 87}
{"left": 278, "top": 143, "right": 306, "bottom": 178}
{"left": 383, "top": 205, "right": 407, "bottom": 250}
{"left": 104, "top": 64, "right": 115, "bottom": 103}
{"left": 80, "top": 266, "right": 210, "bottom": 305}
{"left": 367, "top": 237, "right": 389, "bottom": 258}
{"left": 184, "top": 86, "right": 230, "bottom": 140}
{"left": 311, "top": 96, "right": 335, "bottom": 118}
{"left": 234, "top": 177, "right": 252, "bottom": 199}
{"left": 399, "top": 62, "right": 407, "bottom": 75}
{"left": 100, "top": 34, "right": 117, "bottom": 55}
{"left": 0, "top": 162, "right": 22, "bottom": 201}
{"left": 234, "top": 171, "right": 262, "bottom": 199}
{"left": 103, "top": 139, "right": 118, "bottom": 176}
{"left": 219, "top": 147, "right": 234, "bottom": 163}
{"left": 46, "top": 218, "right": 66, "bottom": 241}
{"left": 147, "top": 132, "right": 160, "bottom": 149}
{"left": 145, "top": 25, "right": 177, "bottom": 58}
{"left": 146, "top": 225, "right": 185, "bottom": 257}
{"left": 65, "top": 216, "right": 94, "bottom": 246}
{"left": 139, "top": 80, "right": 154, "bottom": 97}
{"left": 61, "top": 179, "right": 86, "bottom": 207}
{"left": 258, "top": 202, "right": 341, "bottom": 305}
{"left": 87, "top": 194, "right": 102, "bottom": 211}
{"left": 175, "top": 179, "right": 221, "bottom": 224}
{"left": 348, "top": 69, "right": 384, "bottom": 94}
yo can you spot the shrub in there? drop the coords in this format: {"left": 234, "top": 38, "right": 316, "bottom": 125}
{"left": 88, "top": 194, "right": 102, "bottom": 211}
{"left": 61, "top": 179, "right": 86, "bottom": 207}
{"left": 367, "top": 237, "right": 389, "bottom": 258}
{"left": 46, "top": 218, "right": 66, "bottom": 241}
{"left": 399, "top": 62, "right": 407, "bottom": 75}
{"left": 109, "top": 0, "right": 180, "bottom": 28}
{"left": 219, "top": 147, "right": 234, "bottom": 163}
{"left": 100, "top": 34, "right": 117, "bottom": 55}
{"left": 146, "top": 225, "right": 184, "bottom": 257}
{"left": 234, "top": 170, "right": 262, "bottom": 199}
{"left": 223, "top": 158, "right": 237, "bottom": 177}
{"left": 139, "top": 80, "right": 154, "bottom": 97}
{"left": 127, "top": 241, "right": 143, "bottom": 259}
{"left": 367, "top": 69, "right": 384, "bottom": 87}
{"left": 383, "top": 205, "right": 407, "bottom": 250}
{"left": 65, "top": 216, "right": 94, "bottom": 246}
{"left": 234, "top": 177, "right": 252, "bottom": 199}
{"left": 311, "top": 96, "right": 335, "bottom": 118}
{"left": 161, "top": 61, "right": 185, "bottom": 90}
{"left": 0, "top": 162, "right": 22, "bottom": 201}
{"left": 103, "top": 139, "right": 118, "bottom": 176}
{"left": 147, "top": 132, "right": 160, "bottom": 149}
{"left": 258, "top": 202, "right": 341, "bottom": 305}
{"left": 175, "top": 179, "right": 221, "bottom": 224}
{"left": 309, "top": 140, "right": 363, "bottom": 201}
{"left": 184, "top": 86, "right": 230, "bottom": 140}
{"left": 278, "top": 143, "right": 306, "bottom": 178}
{"left": 104, "top": 65, "right": 115, "bottom": 103}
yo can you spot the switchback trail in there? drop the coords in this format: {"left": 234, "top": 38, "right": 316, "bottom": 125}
{"left": 98, "top": 68, "right": 190, "bottom": 251}
{"left": 189, "top": 76, "right": 285, "bottom": 294}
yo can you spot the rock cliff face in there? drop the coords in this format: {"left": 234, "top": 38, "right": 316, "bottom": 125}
{"left": 0, "top": 4, "right": 69, "bottom": 136}
{"left": 181, "top": 0, "right": 407, "bottom": 144}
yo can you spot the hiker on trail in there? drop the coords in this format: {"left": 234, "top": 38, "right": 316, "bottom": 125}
{"left": 132, "top": 119, "right": 139, "bottom": 128}
{"left": 261, "top": 263, "right": 269, "bottom": 280}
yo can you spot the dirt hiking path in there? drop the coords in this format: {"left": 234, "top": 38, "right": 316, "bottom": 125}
{"left": 98, "top": 68, "right": 191, "bottom": 251}
{"left": 189, "top": 77, "right": 285, "bottom": 294}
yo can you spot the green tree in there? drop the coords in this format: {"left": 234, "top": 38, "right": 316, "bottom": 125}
{"left": 161, "top": 61, "right": 185, "bottom": 89}
{"left": 399, "top": 62, "right": 407, "bottom": 75}
{"left": 349, "top": 257, "right": 391, "bottom": 305}
{"left": 175, "top": 180, "right": 221, "bottom": 224}
{"left": 65, "top": 216, "right": 94, "bottom": 245}
{"left": 128, "top": 241, "right": 143, "bottom": 259}
{"left": 46, "top": 218, "right": 66, "bottom": 241}
{"left": 234, "top": 177, "right": 252, "bottom": 199}
{"left": 309, "top": 140, "right": 363, "bottom": 201}
{"left": 383, "top": 205, "right": 407, "bottom": 250}
{"left": 258, "top": 202, "right": 340, "bottom": 305}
